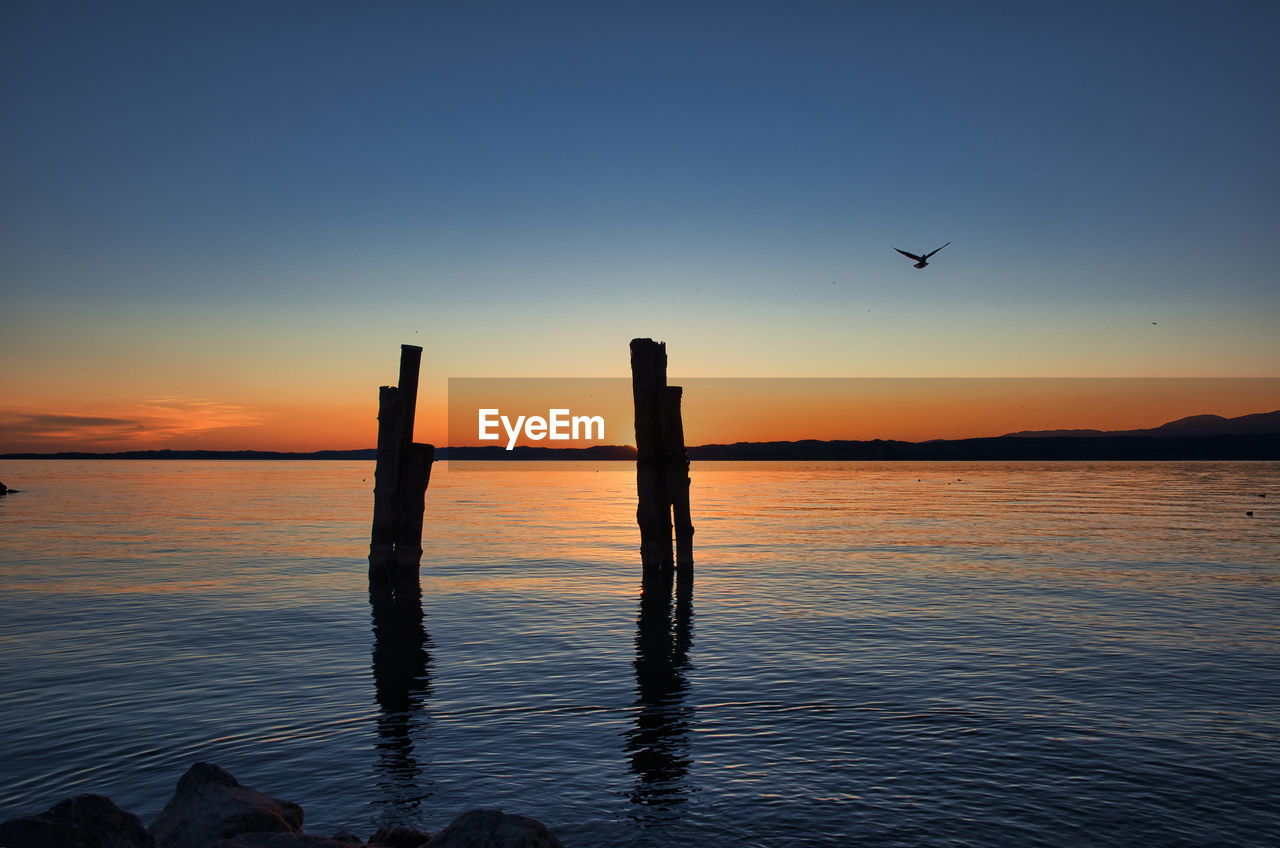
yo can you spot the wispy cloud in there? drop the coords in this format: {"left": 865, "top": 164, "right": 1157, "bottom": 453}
{"left": 135, "top": 398, "right": 270, "bottom": 439}
{"left": 0, "top": 399, "right": 270, "bottom": 449}
{"left": 0, "top": 412, "right": 146, "bottom": 443}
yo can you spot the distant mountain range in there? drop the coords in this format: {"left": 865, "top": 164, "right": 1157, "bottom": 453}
{"left": 3, "top": 411, "right": 1278, "bottom": 461}
{"left": 683, "top": 409, "right": 1280, "bottom": 460}
{"left": 1002, "top": 409, "right": 1280, "bottom": 439}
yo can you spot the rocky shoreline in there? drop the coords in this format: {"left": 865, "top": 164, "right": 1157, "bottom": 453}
{"left": 0, "top": 762, "right": 563, "bottom": 848}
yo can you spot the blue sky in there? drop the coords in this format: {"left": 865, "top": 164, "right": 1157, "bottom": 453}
{"left": 2, "top": 0, "right": 1277, "bottom": 449}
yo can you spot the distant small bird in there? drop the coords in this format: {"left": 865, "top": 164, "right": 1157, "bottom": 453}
{"left": 894, "top": 242, "right": 950, "bottom": 269}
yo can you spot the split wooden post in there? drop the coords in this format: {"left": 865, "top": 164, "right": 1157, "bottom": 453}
{"left": 630, "top": 338, "right": 694, "bottom": 576}
{"left": 396, "top": 346, "right": 421, "bottom": 465}
{"left": 662, "top": 385, "right": 694, "bottom": 570}
{"left": 370, "top": 385, "right": 403, "bottom": 570}
{"left": 370, "top": 344, "right": 434, "bottom": 599}
{"left": 395, "top": 442, "right": 434, "bottom": 581}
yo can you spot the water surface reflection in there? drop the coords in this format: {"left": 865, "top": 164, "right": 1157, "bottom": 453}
{"left": 370, "top": 590, "right": 433, "bottom": 821}
{"left": 626, "top": 569, "right": 695, "bottom": 820}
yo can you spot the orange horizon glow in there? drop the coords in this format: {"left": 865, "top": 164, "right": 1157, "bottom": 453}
{"left": 8, "top": 377, "right": 1272, "bottom": 454}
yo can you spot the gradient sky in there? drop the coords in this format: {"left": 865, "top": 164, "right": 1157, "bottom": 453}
{"left": 2, "top": 1, "right": 1277, "bottom": 452}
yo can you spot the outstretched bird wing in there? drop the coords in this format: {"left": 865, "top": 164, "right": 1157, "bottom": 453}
{"left": 923, "top": 241, "right": 951, "bottom": 259}
{"left": 894, "top": 248, "right": 924, "bottom": 262}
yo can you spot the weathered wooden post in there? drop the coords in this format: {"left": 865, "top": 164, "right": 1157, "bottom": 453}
{"left": 662, "top": 385, "right": 694, "bottom": 571}
{"left": 370, "top": 344, "right": 434, "bottom": 601}
{"left": 395, "top": 442, "right": 434, "bottom": 582}
{"left": 395, "top": 345, "right": 421, "bottom": 466}
{"left": 631, "top": 338, "right": 694, "bottom": 576}
{"left": 632, "top": 339, "right": 673, "bottom": 574}
{"left": 370, "top": 385, "right": 403, "bottom": 571}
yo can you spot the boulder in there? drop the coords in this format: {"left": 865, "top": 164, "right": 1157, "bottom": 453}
{"left": 148, "top": 763, "right": 304, "bottom": 848}
{"left": 0, "top": 768, "right": 557, "bottom": 848}
{"left": 0, "top": 792, "right": 156, "bottom": 848}
{"left": 221, "top": 834, "right": 366, "bottom": 847}
{"left": 424, "top": 810, "right": 562, "bottom": 848}
{"left": 368, "top": 824, "right": 432, "bottom": 846}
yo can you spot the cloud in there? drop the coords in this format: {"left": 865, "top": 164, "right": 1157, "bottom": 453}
{"left": 135, "top": 398, "right": 270, "bottom": 438}
{"left": 0, "top": 399, "right": 270, "bottom": 448}
{"left": 0, "top": 412, "right": 146, "bottom": 443}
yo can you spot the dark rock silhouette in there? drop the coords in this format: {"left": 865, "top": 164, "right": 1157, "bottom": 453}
{"left": 0, "top": 793, "right": 155, "bottom": 848}
{"left": 149, "top": 762, "right": 304, "bottom": 848}
{"left": 1, "top": 765, "right": 562, "bottom": 848}
{"left": 221, "top": 834, "right": 366, "bottom": 846}
{"left": 368, "top": 824, "right": 432, "bottom": 846}
{"left": 423, "top": 809, "right": 562, "bottom": 848}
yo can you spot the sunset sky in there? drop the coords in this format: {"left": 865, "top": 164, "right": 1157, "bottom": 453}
{"left": 2, "top": 1, "right": 1277, "bottom": 452}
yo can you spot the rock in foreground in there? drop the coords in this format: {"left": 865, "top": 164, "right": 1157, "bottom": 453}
{"left": 368, "top": 824, "right": 433, "bottom": 846}
{"left": 0, "top": 763, "right": 562, "bottom": 848}
{"left": 149, "top": 762, "right": 304, "bottom": 848}
{"left": 0, "top": 792, "right": 156, "bottom": 848}
{"left": 220, "top": 834, "right": 368, "bottom": 847}
{"left": 424, "top": 809, "right": 563, "bottom": 848}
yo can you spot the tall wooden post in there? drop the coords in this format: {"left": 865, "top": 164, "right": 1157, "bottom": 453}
{"left": 632, "top": 339, "right": 673, "bottom": 574}
{"left": 370, "top": 385, "right": 403, "bottom": 574}
{"left": 396, "top": 345, "right": 421, "bottom": 464}
{"left": 631, "top": 338, "right": 694, "bottom": 576}
{"left": 370, "top": 344, "right": 434, "bottom": 601}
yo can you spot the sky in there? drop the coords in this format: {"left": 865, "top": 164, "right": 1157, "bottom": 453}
{"left": 2, "top": 1, "right": 1278, "bottom": 452}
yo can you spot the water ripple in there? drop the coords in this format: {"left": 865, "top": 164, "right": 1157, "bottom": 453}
{"left": 1, "top": 460, "right": 1278, "bottom": 846}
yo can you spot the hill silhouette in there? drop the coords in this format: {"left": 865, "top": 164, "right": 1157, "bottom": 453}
{"left": 1002, "top": 409, "right": 1280, "bottom": 439}
{"left": 3, "top": 411, "right": 1277, "bottom": 461}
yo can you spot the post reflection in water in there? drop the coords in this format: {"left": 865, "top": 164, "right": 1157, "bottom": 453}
{"left": 626, "top": 568, "right": 695, "bottom": 820}
{"left": 370, "top": 588, "right": 433, "bottom": 821}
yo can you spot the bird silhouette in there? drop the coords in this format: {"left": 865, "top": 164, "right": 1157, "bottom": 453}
{"left": 894, "top": 242, "right": 950, "bottom": 269}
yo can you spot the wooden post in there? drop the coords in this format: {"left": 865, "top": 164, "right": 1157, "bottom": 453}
{"left": 631, "top": 339, "right": 673, "bottom": 574}
{"left": 369, "top": 345, "right": 434, "bottom": 599}
{"left": 396, "top": 344, "right": 421, "bottom": 464}
{"left": 370, "top": 385, "right": 404, "bottom": 584}
{"left": 662, "top": 385, "right": 694, "bottom": 571}
{"left": 395, "top": 442, "right": 434, "bottom": 589}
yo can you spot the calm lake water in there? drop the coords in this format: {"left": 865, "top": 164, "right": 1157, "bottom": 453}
{"left": 1, "top": 460, "right": 1278, "bottom": 847}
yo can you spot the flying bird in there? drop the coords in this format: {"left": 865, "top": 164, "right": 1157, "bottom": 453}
{"left": 894, "top": 241, "right": 950, "bottom": 269}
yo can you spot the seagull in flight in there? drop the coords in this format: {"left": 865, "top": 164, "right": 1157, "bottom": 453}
{"left": 894, "top": 241, "right": 950, "bottom": 269}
